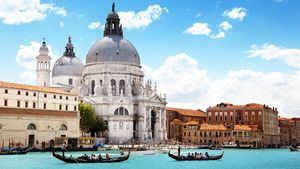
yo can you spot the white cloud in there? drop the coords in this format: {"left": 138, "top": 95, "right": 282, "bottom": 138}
{"left": 247, "top": 43, "right": 300, "bottom": 69}
{"left": 20, "top": 71, "right": 36, "bottom": 83}
{"left": 16, "top": 41, "right": 59, "bottom": 84}
{"left": 223, "top": 7, "right": 247, "bottom": 21}
{"left": 219, "top": 21, "right": 232, "bottom": 31}
{"left": 88, "top": 22, "right": 101, "bottom": 29}
{"left": 142, "top": 53, "right": 209, "bottom": 108}
{"left": 59, "top": 21, "right": 64, "bottom": 28}
{"left": 0, "top": 0, "right": 66, "bottom": 25}
{"left": 144, "top": 53, "right": 300, "bottom": 117}
{"left": 210, "top": 31, "right": 225, "bottom": 39}
{"left": 118, "top": 4, "right": 168, "bottom": 29}
{"left": 184, "top": 22, "right": 211, "bottom": 36}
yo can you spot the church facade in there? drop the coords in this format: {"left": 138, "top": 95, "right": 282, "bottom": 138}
{"left": 37, "top": 4, "right": 167, "bottom": 144}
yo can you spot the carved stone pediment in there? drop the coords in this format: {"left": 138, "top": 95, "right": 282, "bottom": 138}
{"left": 149, "top": 94, "right": 164, "bottom": 104}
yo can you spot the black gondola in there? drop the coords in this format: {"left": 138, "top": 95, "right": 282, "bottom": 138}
{"left": 290, "top": 145, "right": 298, "bottom": 152}
{"left": 168, "top": 151, "right": 224, "bottom": 161}
{"left": 0, "top": 147, "right": 31, "bottom": 155}
{"left": 52, "top": 151, "right": 130, "bottom": 163}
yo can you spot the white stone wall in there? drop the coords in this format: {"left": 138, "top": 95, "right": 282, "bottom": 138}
{"left": 52, "top": 75, "right": 82, "bottom": 89}
{"left": 0, "top": 114, "right": 79, "bottom": 147}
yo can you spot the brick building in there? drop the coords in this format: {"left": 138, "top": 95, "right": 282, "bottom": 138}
{"left": 278, "top": 117, "right": 297, "bottom": 146}
{"left": 206, "top": 103, "right": 280, "bottom": 147}
{"left": 166, "top": 107, "right": 206, "bottom": 142}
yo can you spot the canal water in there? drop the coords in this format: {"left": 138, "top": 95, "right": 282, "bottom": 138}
{"left": 0, "top": 149, "right": 299, "bottom": 169}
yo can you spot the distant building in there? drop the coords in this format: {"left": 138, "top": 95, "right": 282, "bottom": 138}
{"left": 0, "top": 81, "right": 80, "bottom": 147}
{"left": 166, "top": 107, "right": 206, "bottom": 142}
{"left": 278, "top": 117, "right": 297, "bottom": 146}
{"left": 290, "top": 118, "right": 300, "bottom": 145}
{"left": 206, "top": 103, "right": 280, "bottom": 147}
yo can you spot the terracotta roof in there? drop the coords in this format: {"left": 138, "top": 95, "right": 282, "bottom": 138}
{"left": 166, "top": 107, "right": 206, "bottom": 117}
{"left": 199, "top": 123, "right": 227, "bottom": 131}
{"left": 170, "top": 118, "right": 183, "bottom": 124}
{"left": 278, "top": 117, "right": 289, "bottom": 121}
{"left": 182, "top": 121, "right": 199, "bottom": 125}
{"left": 0, "top": 107, "right": 78, "bottom": 117}
{"left": 245, "top": 103, "right": 263, "bottom": 108}
{"left": 291, "top": 118, "right": 300, "bottom": 122}
{"left": 234, "top": 125, "right": 252, "bottom": 131}
{"left": 0, "top": 81, "right": 74, "bottom": 95}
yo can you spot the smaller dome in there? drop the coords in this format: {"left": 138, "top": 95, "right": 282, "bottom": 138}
{"left": 39, "top": 38, "right": 49, "bottom": 55}
{"left": 52, "top": 56, "right": 84, "bottom": 76}
{"left": 52, "top": 36, "right": 84, "bottom": 77}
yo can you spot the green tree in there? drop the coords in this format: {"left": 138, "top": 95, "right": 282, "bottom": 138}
{"left": 79, "top": 103, "right": 107, "bottom": 137}
{"left": 89, "top": 116, "right": 108, "bottom": 137}
{"left": 79, "top": 103, "right": 95, "bottom": 136}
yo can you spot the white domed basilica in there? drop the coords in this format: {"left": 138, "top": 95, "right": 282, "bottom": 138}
{"left": 36, "top": 3, "right": 167, "bottom": 143}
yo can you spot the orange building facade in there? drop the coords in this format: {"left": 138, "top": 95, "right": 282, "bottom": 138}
{"left": 167, "top": 102, "right": 284, "bottom": 148}
{"left": 166, "top": 107, "right": 206, "bottom": 143}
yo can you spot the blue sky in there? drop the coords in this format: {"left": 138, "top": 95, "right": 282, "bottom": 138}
{"left": 1, "top": 0, "right": 300, "bottom": 116}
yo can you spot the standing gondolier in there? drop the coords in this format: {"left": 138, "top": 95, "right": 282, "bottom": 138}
{"left": 178, "top": 146, "right": 181, "bottom": 156}
{"left": 62, "top": 142, "right": 66, "bottom": 157}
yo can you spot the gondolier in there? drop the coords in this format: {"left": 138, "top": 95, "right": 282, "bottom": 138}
{"left": 61, "top": 142, "right": 66, "bottom": 157}
{"left": 178, "top": 146, "right": 181, "bottom": 156}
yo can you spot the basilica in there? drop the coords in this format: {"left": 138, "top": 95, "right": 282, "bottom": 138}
{"left": 36, "top": 3, "right": 167, "bottom": 144}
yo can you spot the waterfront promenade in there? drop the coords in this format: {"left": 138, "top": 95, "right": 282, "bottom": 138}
{"left": 0, "top": 149, "right": 299, "bottom": 169}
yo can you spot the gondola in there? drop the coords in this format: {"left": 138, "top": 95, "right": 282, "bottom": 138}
{"left": 0, "top": 147, "right": 31, "bottom": 155}
{"left": 290, "top": 145, "right": 298, "bottom": 152}
{"left": 168, "top": 151, "right": 224, "bottom": 161}
{"left": 52, "top": 151, "right": 130, "bottom": 163}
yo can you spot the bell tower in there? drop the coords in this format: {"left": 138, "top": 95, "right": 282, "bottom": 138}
{"left": 36, "top": 38, "right": 51, "bottom": 87}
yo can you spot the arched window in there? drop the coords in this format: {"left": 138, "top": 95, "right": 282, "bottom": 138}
{"left": 114, "top": 109, "right": 118, "bottom": 115}
{"left": 119, "top": 80, "right": 125, "bottom": 95}
{"left": 111, "top": 79, "right": 116, "bottom": 95}
{"left": 119, "top": 107, "right": 124, "bottom": 115}
{"left": 59, "top": 124, "right": 67, "bottom": 131}
{"left": 91, "top": 80, "right": 95, "bottom": 95}
{"left": 27, "top": 123, "right": 36, "bottom": 130}
{"left": 114, "top": 107, "right": 129, "bottom": 115}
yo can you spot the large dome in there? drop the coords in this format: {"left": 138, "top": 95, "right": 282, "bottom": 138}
{"left": 86, "top": 35, "right": 140, "bottom": 65}
{"left": 52, "top": 36, "right": 84, "bottom": 77}
{"left": 52, "top": 56, "right": 84, "bottom": 76}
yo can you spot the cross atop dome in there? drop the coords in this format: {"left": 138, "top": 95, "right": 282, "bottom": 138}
{"left": 103, "top": 3, "right": 123, "bottom": 37}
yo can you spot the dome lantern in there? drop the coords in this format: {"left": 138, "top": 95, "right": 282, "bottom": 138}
{"left": 103, "top": 2, "right": 123, "bottom": 37}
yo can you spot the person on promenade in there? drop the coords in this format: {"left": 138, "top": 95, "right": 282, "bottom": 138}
{"left": 177, "top": 146, "right": 181, "bottom": 156}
